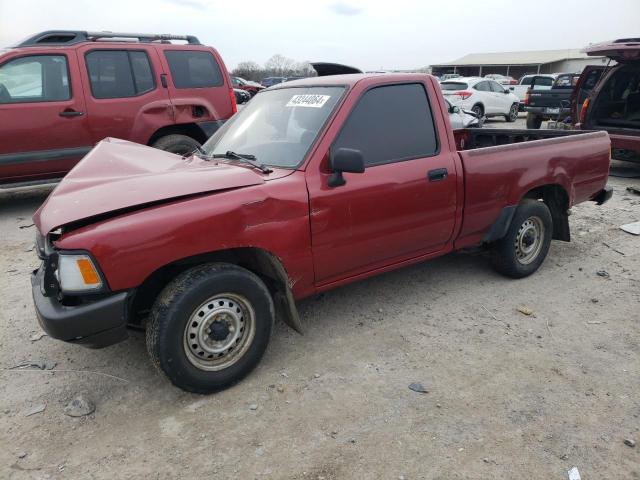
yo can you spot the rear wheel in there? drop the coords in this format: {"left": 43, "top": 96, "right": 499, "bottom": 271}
{"left": 526, "top": 113, "right": 543, "bottom": 129}
{"left": 505, "top": 103, "right": 518, "bottom": 122}
{"left": 490, "top": 200, "right": 553, "bottom": 278}
{"left": 152, "top": 134, "right": 201, "bottom": 156}
{"left": 146, "top": 263, "right": 274, "bottom": 393}
{"left": 472, "top": 104, "right": 484, "bottom": 118}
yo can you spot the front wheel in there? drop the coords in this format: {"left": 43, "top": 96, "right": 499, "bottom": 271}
{"left": 151, "top": 134, "right": 201, "bottom": 156}
{"left": 505, "top": 103, "right": 518, "bottom": 122}
{"left": 146, "top": 263, "right": 274, "bottom": 393}
{"left": 490, "top": 200, "right": 553, "bottom": 278}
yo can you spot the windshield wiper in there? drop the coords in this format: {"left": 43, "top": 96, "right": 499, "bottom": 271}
{"left": 209, "top": 151, "right": 273, "bottom": 174}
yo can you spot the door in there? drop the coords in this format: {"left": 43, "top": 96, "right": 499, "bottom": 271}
{"left": 489, "top": 80, "right": 511, "bottom": 114}
{"left": 571, "top": 66, "right": 606, "bottom": 123}
{"left": 158, "top": 47, "right": 235, "bottom": 122}
{"left": 473, "top": 81, "right": 495, "bottom": 113}
{"left": 77, "top": 45, "right": 172, "bottom": 145}
{"left": 0, "top": 52, "right": 92, "bottom": 183}
{"left": 307, "top": 83, "right": 458, "bottom": 285}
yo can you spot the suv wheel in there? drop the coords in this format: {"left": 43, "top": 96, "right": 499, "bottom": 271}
{"left": 505, "top": 103, "right": 518, "bottom": 122}
{"left": 152, "top": 134, "right": 202, "bottom": 156}
{"left": 472, "top": 104, "right": 484, "bottom": 118}
{"left": 490, "top": 200, "right": 553, "bottom": 278}
{"left": 146, "top": 263, "right": 274, "bottom": 393}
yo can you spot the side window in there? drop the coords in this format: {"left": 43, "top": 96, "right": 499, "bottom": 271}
{"left": 489, "top": 81, "right": 505, "bottom": 93}
{"left": 0, "top": 55, "right": 70, "bottom": 104}
{"left": 474, "top": 81, "right": 489, "bottom": 92}
{"left": 85, "top": 50, "right": 155, "bottom": 99}
{"left": 164, "top": 50, "right": 223, "bottom": 88}
{"left": 333, "top": 83, "right": 438, "bottom": 167}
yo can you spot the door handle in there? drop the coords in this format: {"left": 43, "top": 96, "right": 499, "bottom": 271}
{"left": 428, "top": 168, "right": 448, "bottom": 182}
{"left": 59, "top": 110, "right": 84, "bottom": 117}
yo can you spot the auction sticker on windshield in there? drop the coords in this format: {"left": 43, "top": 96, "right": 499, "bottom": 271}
{"left": 286, "top": 94, "right": 331, "bottom": 108}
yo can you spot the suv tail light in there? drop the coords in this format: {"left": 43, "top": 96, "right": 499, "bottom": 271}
{"left": 453, "top": 91, "right": 473, "bottom": 100}
{"left": 523, "top": 88, "right": 531, "bottom": 105}
{"left": 229, "top": 87, "right": 237, "bottom": 114}
{"left": 579, "top": 98, "right": 590, "bottom": 124}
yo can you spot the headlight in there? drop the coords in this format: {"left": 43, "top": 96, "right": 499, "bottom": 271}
{"left": 57, "top": 254, "right": 103, "bottom": 293}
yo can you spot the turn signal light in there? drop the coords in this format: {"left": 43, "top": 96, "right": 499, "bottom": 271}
{"left": 229, "top": 88, "right": 237, "bottom": 114}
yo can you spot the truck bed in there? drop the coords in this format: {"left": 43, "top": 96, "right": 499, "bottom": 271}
{"left": 452, "top": 128, "right": 611, "bottom": 248}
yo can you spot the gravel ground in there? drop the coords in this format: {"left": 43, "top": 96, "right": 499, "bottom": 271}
{"left": 1, "top": 115, "right": 639, "bottom": 479}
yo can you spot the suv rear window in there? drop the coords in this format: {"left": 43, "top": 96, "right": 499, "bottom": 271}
{"left": 440, "top": 82, "right": 468, "bottom": 91}
{"left": 0, "top": 55, "right": 70, "bottom": 104}
{"left": 333, "top": 83, "right": 438, "bottom": 166}
{"left": 86, "top": 50, "right": 155, "bottom": 99}
{"left": 164, "top": 50, "right": 223, "bottom": 88}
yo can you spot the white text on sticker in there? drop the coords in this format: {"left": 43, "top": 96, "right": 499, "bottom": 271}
{"left": 286, "top": 95, "right": 330, "bottom": 108}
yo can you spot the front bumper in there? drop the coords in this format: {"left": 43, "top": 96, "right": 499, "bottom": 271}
{"left": 593, "top": 185, "right": 613, "bottom": 205}
{"left": 31, "top": 265, "right": 129, "bottom": 349}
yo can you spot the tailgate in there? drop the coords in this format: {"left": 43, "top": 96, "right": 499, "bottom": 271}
{"left": 527, "top": 89, "right": 572, "bottom": 109}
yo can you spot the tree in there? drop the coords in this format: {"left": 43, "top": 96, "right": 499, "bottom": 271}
{"left": 264, "top": 54, "right": 295, "bottom": 76}
{"left": 232, "top": 61, "right": 261, "bottom": 81}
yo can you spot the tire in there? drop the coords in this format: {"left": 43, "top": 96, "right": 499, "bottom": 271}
{"left": 472, "top": 104, "right": 484, "bottom": 118}
{"left": 505, "top": 103, "right": 518, "bottom": 122}
{"left": 526, "top": 113, "right": 543, "bottom": 129}
{"left": 151, "top": 134, "right": 201, "bottom": 156}
{"left": 146, "top": 263, "right": 274, "bottom": 394}
{"left": 490, "top": 199, "right": 553, "bottom": 279}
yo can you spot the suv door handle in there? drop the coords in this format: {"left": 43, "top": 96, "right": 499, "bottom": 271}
{"left": 59, "top": 110, "right": 84, "bottom": 117}
{"left": 428, "top": 168, "right": 448, "bottom": 182}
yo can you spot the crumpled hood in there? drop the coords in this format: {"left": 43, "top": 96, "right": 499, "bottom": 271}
{"left": 34, "top": 138, "right": 267, "bottom": 234}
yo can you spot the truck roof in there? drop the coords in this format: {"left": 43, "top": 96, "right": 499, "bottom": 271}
{"left": 270, "top": 72, "right": 432, "bottom": 89}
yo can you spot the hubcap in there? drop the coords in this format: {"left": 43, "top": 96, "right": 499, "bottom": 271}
{"left": 515, "top": 216, "right": 545, "bottom": 265}
{"left": 183, "top": 294, "right": 255, "bottom": 371}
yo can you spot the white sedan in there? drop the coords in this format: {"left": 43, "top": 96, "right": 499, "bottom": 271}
{"left": 440, "top": 77, "right": 520, "bottom": 122}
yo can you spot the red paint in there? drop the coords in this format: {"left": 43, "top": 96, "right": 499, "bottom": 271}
{"left": 36, "top": 73, "right": 611, "bottom": 302}
{"left": 0, "top": 38, "right": 234, "bottom": 184}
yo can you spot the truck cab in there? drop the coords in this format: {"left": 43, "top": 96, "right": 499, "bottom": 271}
{"left": 0, "top": 30, "right": 236, "bottom": 187}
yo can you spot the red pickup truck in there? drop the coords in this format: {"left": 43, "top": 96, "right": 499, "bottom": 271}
{"left": 0, "top": 30, "right": 236, "bottom": 188}
{"left": 31, "top": 73, "right": 612, "bottom": 393}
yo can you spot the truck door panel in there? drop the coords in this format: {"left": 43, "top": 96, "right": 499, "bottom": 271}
{"left": 307, "top": 83, "right": 457, "bottom": 284}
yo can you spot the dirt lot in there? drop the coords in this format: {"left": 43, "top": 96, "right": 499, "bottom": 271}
{"left": 1, "top": 114, "right": 639, "bottom": 479}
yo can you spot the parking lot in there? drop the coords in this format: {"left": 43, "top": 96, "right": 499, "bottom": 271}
{"left": 1, "top": 113, "right": 639, "bottom": 479}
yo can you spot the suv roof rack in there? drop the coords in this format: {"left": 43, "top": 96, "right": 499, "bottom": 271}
{"left": 16, "top": 30, "right": 201, "bottom": 47}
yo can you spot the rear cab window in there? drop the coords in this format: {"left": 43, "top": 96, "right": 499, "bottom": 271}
{"left": 85, "top": 50, "right": 155, "bottom": 99}
{"left": 0, "top": 54, "right": 70, "bottom": 103}
{"left": 333, "top": 83, "right": 438, "bottom": 167}
{"left": 164, "top": 50, "right": 223, "bottom": 88}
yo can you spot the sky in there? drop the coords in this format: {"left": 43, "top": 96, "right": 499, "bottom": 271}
{"left": 0, "top": 0, "right": 638, "bottom": 71}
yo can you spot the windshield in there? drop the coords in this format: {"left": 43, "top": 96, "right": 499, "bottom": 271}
{"left": 203, "top": 86, "right": 344, "bottom": 168}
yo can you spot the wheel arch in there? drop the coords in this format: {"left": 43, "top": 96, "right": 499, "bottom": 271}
{"left": 522, "top": 184, "right": 570, "bottom": 241}
{"left": 147, "top": 123, "right": 209, "bottom": 146}
{"left": 129, "top": 247, "right": 303, "bottom": 333}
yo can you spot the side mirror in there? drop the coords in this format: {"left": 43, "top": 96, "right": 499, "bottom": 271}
{"left": 509, "top": 86, "right": 515, "bottom": 91}
{"left": 503, "top": 89, "right": 511, "bottom": 94}
{"left": 450, "top": 105, "right": 461, "bottom": 114}
{"left": 328, "top": 148, "right": 365, "bottom": 187}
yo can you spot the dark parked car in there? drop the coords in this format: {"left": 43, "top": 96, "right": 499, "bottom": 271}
{"left": 233, "top": 88, "right": 251, "bottom": 104}
{"left": 261, "top": 76, "right": 286, "bottom": 87}
{"left": 573, "top": 38, "right": 640, "bottom": 163}
{"left": 0, "top": 30, "right": 236, "bottom": 187}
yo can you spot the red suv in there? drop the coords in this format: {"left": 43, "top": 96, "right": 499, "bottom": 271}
{"left": 573, "top": 38, "right": 640, "bottom": 163}
{"left": 0, "top": 30, "right": 236, "bottom": 187}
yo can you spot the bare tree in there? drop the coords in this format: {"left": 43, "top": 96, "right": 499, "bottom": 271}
{"left": 264, "top": 54, "right": 295, "bottom": 76}
{"left": 233, "top": 61, "right": 261, "bottom": 81}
